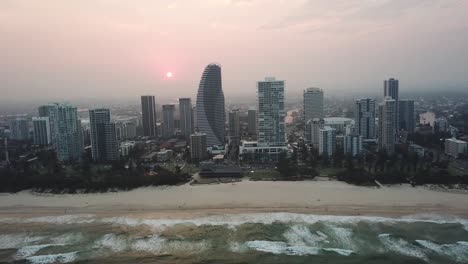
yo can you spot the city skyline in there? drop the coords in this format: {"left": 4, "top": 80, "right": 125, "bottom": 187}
{"left": 1, "top": 0, "right": 468, "bottom": 103}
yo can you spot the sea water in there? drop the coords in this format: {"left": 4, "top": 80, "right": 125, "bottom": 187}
{"left": 0, "top": 213, "right": 467, "bottom": 263}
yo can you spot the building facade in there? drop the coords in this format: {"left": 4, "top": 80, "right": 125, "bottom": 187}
{"left": 344, "top": 134, "right": 363, "bottom": 157}
{"left": 445, "top": 138, "right": 467, "bottom": 158}
{"left": 378, "top": 97, "right": 397, "bottom": 154}
{"left": 247, "top": 109, "right": 257, "bottom": 135}
{"left": 305, "top": 118, "right": 324, "bottom": 147}
{"left": 55, "top": 104, "right": 84, "bottom": 162}
{"left": 355, "top": 98, "right": 376, "bottom": 139}
{"left": 257, "top": 77, "right": 286, "bottom": 147}
{"left": 303, "top": 87, "right": 324, "bottom": 122}
{"left": 89, "top": 108, "right": 119, "bottom": 162}
{"left": 39, "top": 104, "right": 59, "bottom": 146}
{"left": 319, "top": 126, "right": 336, "bottom": 157}
{"left": 162, "top": 104, "right": 176, "bottom": 138}
{"left": 179, "top": 98, "right": 193, "bottom": 137}
{"left": 196, "top": 64, "right": 225, "bottom": 146}
{"left": 9, "top": 118, "right": 29, "bottom": 141}
{"left": 399, "top": 99, "right": 415, "bottom": 132}
{"left": 228, "top": 109, "right": 240, "bottom": 142}
{"left": 190, "top": 133, "right": 207, "bottom": 161}
{"left": 141, "top": 95, "right": 157, "bottom": 137}
{"left": 384, "top": 78, "right": 399, "bottom": 130}
{"left": 32, "top": 117, "right": 51, "bottom": 145}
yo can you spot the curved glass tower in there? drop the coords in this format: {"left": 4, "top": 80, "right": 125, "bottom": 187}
{"left": 196, "top": 64, "right": 225, "bottom": 146}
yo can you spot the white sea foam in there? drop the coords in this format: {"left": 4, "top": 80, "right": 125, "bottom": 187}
{"left": 283, "top": 225, "right": 327, "bottom": 247}
{"left": 322, "top": 247, "right": 354, "bottom": 256}
{"left": 0, "top": 234, "right": 44, "bottom": 249}
{"left": 131, "top": 235, "right": 165, "bottom": 252}
{"left": 51, "top": 232, "right": 85, "bottom": 245}
{"left": 94, "top": 234, "right": 128, "bottom": 252}
{"left": 416, "top": 240, "right": 468, "bottom": 262}
{"left": 378, "top": 234, "right": 427, "bottom": 261}
{"left": 23, "top": 214, "right": 95, "bottom": 225}
{"left": 229, "top": 241, "right": 248, "bottom": 253}
{"left": 99, "top": 213, "right": 468, "bottom": 231}
{"left": 165, "top": 240, "right": 210, "bottom": 254}
{"left": 15, "top": 244, "right": 66, "bottom": 259}
{"left": 244, "top": 240, "right": 354, "bottom": 256}
{"left": 329, "top": 226, "right": 354, "bottom": 250}
{"left": 131, "top": 235, "right": 209, "bottom": 255}
{"left": 26, "top": 252, "right": 77, "bottom": 264}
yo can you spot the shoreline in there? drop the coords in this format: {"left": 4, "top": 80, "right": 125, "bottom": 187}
{"left": 1, "top": 181, "right": 468, "bottom": 219}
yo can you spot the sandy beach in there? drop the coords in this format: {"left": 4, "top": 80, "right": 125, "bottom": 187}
{"left": 1, "top": 181, "right": 468, "bottom": 219}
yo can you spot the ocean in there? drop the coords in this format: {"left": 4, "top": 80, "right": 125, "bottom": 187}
{"left": 0, "top": 213, "right": 467, "bottom": 264}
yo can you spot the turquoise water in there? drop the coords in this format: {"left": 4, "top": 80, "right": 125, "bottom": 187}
{"left": 1, "top": 213, "right": 468, "bottom": 263}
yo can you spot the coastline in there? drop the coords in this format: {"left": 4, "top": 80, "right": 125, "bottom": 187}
{"left": 1, "top": 181, "right": 468, "bottom": 219}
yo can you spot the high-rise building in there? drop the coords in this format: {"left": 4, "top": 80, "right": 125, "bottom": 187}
{"left": 247, "top": 109, "right": 257, "bottom": 135}
{"left": 32, "top": 117, "right": 51, "bottom": 145}
{"left": 305, "top": 118, "right": 324, "bottom": 147}
{"left": 319, "top": 126, "right": 336, "bottom": 157}
{"left": 141, "top": 95, "right": 157, "bottom": 137}
{"left": 9, "top": 118, "right": 29, "bottom": 141}
{"left": 115, "top": 121, "right": 137, "bottom": 140}
{"left": 378, "top": 97, "right": 397, "bottom": 154}
{"left": 162, "top": 104, "right": 175, "bottom": 138}
{"left": 89, "top": 108, "right": 118, "bottom": 162}
{"left": 179, "top": 98, "right": 193, "bottom": 137}
{"left": 257, "top": 77, "right": 286, "bottom": 147}
{"left": 384, "top": 78, "right": 399, "bottom": 130}
{"left": 355, "top": 98, "right": 376, "bottom": 139}
{"left": 55, "top": 104, "right": 84, "bottom": 161}
{"left": 39, "top": 104, "right": 59, "bottom": 146}
{"left": 228, "top": 109, "right": 240, "bottom": 141}
{"left": 196, "top": 64, "right": 225, "bottom": 146}
{"left": 190, "top": 133, "right": 207, "bottom": 161}
{"left": 344, "top": 126, "right": 362, "bottom": 157}
{"left": 303, "top": 87, "right": 324, "bottom": 122}
{"left": 399, "top": 99, "right": 415, "bottom": 132}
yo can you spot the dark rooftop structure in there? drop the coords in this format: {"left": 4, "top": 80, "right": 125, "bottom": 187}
{"left": 199, "top": 163, "right": 242, "bottom": 178}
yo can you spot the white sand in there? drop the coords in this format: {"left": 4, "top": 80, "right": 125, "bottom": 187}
{"left": 0, "top": 181, "right": 467, "bottom": 218}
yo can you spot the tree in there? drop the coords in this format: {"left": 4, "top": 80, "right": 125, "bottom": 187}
{"left": 277, "top": 151, "right": 297, "bottom": 177}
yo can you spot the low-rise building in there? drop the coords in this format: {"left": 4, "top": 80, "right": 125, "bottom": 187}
{"left": 239, "top": 140, "right": 289, "bottom": 162}
{"left": 120, "top": 141, "right": 136, "bottom": 157}
{"left": 409, "top": 144, "right": 425, "bottom": 158}
{"left": 157, "top": 149, "right": 173, "bottom": 162}
{"left": 445, "top": 138, "right": 467, "bottom": 158}
{"left": 199, "top": 163, "right": 242, "bottom": 178}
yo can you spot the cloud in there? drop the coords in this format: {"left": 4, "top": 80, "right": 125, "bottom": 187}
{"left": 259, "top": 0, "right": 456, "bottom": 34}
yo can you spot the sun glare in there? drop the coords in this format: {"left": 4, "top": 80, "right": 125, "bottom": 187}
{"left": 166, "top": 72, "right": 173, "bottom": 78}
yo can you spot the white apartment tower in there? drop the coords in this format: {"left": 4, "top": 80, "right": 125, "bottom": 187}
{"left": 257, "top": 77, "right": 286, "bottom": 147}
{"left": 378, "top": 97, "right": 397, "bottom": 154}
{"left": 305, "top": 118, "right": 325, "bottom": 147}
{"left": 319, "top": 126, "right": 336, "bottom": 157}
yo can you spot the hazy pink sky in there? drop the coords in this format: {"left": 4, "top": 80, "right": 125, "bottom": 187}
{"left": 1, "top": 0, "right": 467, "bottom": 103}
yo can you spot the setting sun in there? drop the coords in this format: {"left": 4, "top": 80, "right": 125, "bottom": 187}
{"left": 166, "top": 72, "right": 173, "bottom": 78}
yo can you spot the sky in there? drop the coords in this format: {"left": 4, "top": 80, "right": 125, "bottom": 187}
{"left": 1, "top": 0, "right": 467, "bottom": 103}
